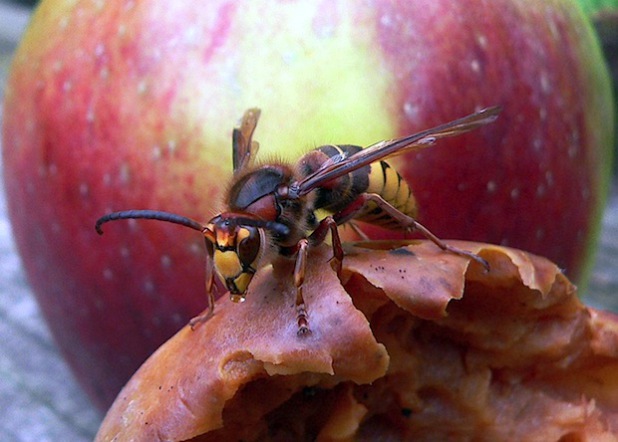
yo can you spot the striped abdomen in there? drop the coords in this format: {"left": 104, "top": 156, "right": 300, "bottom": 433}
{"left": 299, "top": 144, "right": 418, "bottom": 230}
{"left": 360, "top": 157, "right": 418, "bottom": 228}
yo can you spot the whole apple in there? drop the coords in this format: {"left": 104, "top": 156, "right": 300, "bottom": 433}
{"left": 2, "top": 0, "right": 613, "bottom": 411}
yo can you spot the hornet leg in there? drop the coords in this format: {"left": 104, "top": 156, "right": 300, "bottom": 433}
{"left": 291, "top": 216, "right": 345, "bottom": 337}
{"left": 293, "top": 238, "right": 311, "bottom": 336}
{"left": 334, "top": 193, "right": 489, "bottom": 271}
{"left": 189, "top": 238, "right": 217, "bottom": 329}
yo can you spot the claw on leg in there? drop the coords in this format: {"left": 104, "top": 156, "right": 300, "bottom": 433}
{"left": 189, "top": 240, "right": 218, "bottom": 330}
{"left": 296, "top": 293, "right": 311, "bottom": 337}
{"left": 189, "top": 310, "right": 213, "bottom": 330}
{"left": 294, "top": 239, "right": 312, "bottom": 336}
{"left": 412, "top": 221, "right": 490, "bottom": 272}
{"left": 343, "top": 193, "right": 490, "bottom": 272}
{"left": 189, "top": 288, "right": 216, "bottom": 330}
{"left": 309, "top": 216, "right": 344, "bottom": 277}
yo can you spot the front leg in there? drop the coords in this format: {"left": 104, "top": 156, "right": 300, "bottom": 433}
{"left": 290, "top": 216, "right": 345, "bottom": 336}
{"left": 293, "top": 238, "right": 311, "bottom": 336}
{"left": 189, "top": 238, "right": 217, "bottom": 329}
{"left": 307, "top": 215, "right": 344, "bottom": 276}
{"left": 334, "top": 193, "right": 490, "bottom": 271}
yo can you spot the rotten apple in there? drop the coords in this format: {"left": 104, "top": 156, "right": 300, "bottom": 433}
{"left": 1, "top": 0, "right": 613, "bottom": 411}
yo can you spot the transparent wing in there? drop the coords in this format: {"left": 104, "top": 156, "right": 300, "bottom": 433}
{"left": 232, "top": 108, "right": 261, "bottom": 173}
{"left": 292, "top": 106, "right": 501, "bottom": 197}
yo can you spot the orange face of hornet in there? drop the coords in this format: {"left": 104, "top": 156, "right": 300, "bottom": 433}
{"left": 204, "top": 213, "right": 268, "bottom": 302}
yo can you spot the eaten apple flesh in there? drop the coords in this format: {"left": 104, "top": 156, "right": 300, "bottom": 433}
{"left": 1, "top": 0, "right": 613, "bottom": 410}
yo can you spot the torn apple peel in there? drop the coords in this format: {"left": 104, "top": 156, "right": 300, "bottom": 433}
{"left": 96, "top": 241, "right": 618, "bottom": 441}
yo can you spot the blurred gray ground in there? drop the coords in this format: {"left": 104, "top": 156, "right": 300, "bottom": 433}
{"left": 1, "top": 2, "right": 617, "bottom": 441}
{"left": 0, "top": 2, "right": 101, "bottom": 441}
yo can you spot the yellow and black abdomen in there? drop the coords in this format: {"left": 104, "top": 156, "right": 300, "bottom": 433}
{"left": 357, "top": 158, "right": 418, "bottom": 229}
{"left": 303, "top": 144, "right": 418, "bottom": 230}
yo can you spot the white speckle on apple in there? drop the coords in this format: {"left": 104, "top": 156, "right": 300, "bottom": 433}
{"left": 127, "top": 218, "right": 139, "bottom": 232}
{"left": 120, "top": 247, "right": 130, "bottom": 258}
{"left": 535, "top": 228, "right": 545, "bottom": 240}
{"left": 568, "top": 144, "right": 578, "bottom": 159}
{"left": 38, "top": 163, "right": 58, "bottom": 178}
{"left": 62, "top": 80, "right": 73, "bottom": 93}
{"left": 476, "top": 33, "right": 488, "bottom": 49}
{"left": 94, "top": 43, "right": 105, "bottom": 58}
{"left": 103, "top": 268, "right": 114, "bottom": 280}
{"left": 102, "top": 173, "right": 112, "bottom": 186}
{"left": 510, "top": 187, "right": 520, "bottom": 200}
{"left": 58, "top": 16, "right": 69, "bottom": 30}
{"left": 532, "top": 137, "right": 542, "bottom": 152}
{"left": 171, "top": 313, "right": 183, "bottom": 326}
{"left": 137, "top": 80, "right": 148, "bottom": 95}
{"left": 119, "top": 163, "right": 131, "bottom": 184}
{"left": 536, "top": 184, "right": 546, "bottom": 198}
{"left": 51, "top": 222, "right": 61, "bottom": 234}
{"left": 167, "top": 140, "right": 177, "bottom": 154}
{"left": 151, "top": 47, "right": 163, "bottom": 62}
{"left": 457, "top": 182, "right": 468, "bottom": 192}
{"left": 539, "top": 107, "right": 547, "bottom": 121}
{"left": 281, "top": 51, "right": 298, "bottom": 65}
{"left": 189, "top": 242, "right": 202, "bottom": 255}
{"left": 545, "top": 170, "right": 554, "bottom": 187}
{"left": 100, "top": 66, "right": 110, "bottom": 80}
{"left": 547, "top": 16, "right": 560, "bottom": 41}
{"left": 152, "top": 145, "right": 162, "bottom": 161}
{"left": 379, "top": 13, "right": 393, "bottom": 27}
{"left": 540, "top": 71, "right": 551, "bottom": 95}
{"left": 181, "top": 26, "right": 199, "bottom": 45}
{"left": 86, "top": 107, "right": 95, "bottom": 123}
{"left": 486, "top": 180, "right": 497, "bottom": 194}
{"left": 470, "top": 59, "right": 480, "bottom": 74}
{"left": 117, "top": 24, "right": 127, "bottom": 37}
{"left": 79, "top": 183, "right": 89, "bottom": 197}
{"left": 52, "top": 60, "right": 62, "bottom": 72}
{"left": 403, "top": 101, "right": 419, "bottom": 121}
{"left": 160, "top": 255, "right": 172, "bottom": 269}
{"left": 143, "top": 278, "right": 155, "bottom": 293}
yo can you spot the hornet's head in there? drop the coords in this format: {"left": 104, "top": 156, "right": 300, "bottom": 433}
{"left": 204, "top": 213, "right": 290, "bottom": 301}
{"left": 95, "top": 209, "right": 289, "bottom": 302}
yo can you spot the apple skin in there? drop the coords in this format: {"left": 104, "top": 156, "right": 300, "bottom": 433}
{"left": 2, "top": 0, "right": 613, "bottom": 410}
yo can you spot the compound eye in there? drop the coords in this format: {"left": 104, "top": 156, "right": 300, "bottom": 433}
{"left": 236, "top": 226, "right": 262, "bottom": 268}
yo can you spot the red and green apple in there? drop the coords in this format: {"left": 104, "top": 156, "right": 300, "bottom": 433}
{"left": 2, "top": 0, "right": 613, "bottom": 410}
